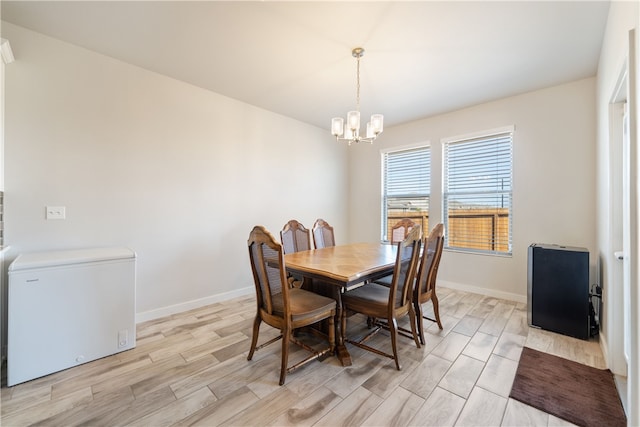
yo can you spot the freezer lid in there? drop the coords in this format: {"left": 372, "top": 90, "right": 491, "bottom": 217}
{"left": 9, "top": 247, "right": 136, "bottom": 272}
{"left": 529, "top": 243, "right": 588, "bottom": 253}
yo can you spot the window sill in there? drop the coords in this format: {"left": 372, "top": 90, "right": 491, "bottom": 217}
{"left": 444, "top": 247, "right": 512, "bottom": 258}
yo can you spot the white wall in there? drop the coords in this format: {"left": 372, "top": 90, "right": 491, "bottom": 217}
{"left": 1, "top": 22, "right": 348, "bottom": 323}
{"left": 348, "top": 78, "right": 597, "bottom": 302}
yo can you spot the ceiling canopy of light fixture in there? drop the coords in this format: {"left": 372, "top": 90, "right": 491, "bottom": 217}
{"left": 331, "top": 47, "right": 383, "bottom": 145}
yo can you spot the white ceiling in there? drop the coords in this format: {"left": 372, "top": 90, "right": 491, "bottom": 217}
{"left": 1, "top": 1, "right": 610, "bottom": 130}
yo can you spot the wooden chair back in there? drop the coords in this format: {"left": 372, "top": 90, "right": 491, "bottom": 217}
{"left": 390, "top": 225, "right": 423, "bottom": 309}
{"left": 312, "top": 218, "right": 335, "bottom": 249}
{"left": 280, "top": 220, "right": 311, "bottom": 254}
{"left": 415, "top": 223, "right": 444, "bottom": 301}
{"left": 248, "top": 225, "right": 289, "bottom": 319}
{"left": 413, "top": 223, "right": 445, "bottom": 343}
{"left": 390, "top": 218, "right": 416, "bottom": 244}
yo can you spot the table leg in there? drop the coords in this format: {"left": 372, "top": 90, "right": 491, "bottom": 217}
{"left": 328, "top": 283, "right": 352, "bottom": 366}
{"left": 302, "top": 277, "right": 352, "bottom": 366}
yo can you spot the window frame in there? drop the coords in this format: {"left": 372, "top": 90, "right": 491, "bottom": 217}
{"left": 380, "top": 143, "right": 431, "bottom": 242}
{"left": 442, "top": 126, "right": 514, "bottom": 256}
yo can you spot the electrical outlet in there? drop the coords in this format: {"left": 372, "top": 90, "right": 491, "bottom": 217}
{"left": 46, "top": 206, "right": 66, "bottom": 220}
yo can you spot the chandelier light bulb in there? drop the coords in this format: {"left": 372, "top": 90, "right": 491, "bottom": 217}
{"left": 331, "top": 117, "right": 344, "bottom": 137}
{"left": 371, "top": 114, "right": 384, "bottom": 134}
{"left": 347, "top": 111, "right": 360, "bottom": 132}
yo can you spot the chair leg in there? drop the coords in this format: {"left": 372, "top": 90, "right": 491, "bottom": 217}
{"left": 247, "top": 315, "right": 261, "bottom": 361}
{"left": 279, "top": 326, "right": 290, "bottom": 386}
{"left": 389, "top": 317, "right": 401, "bottom": 370}
{"left": 408, "top": 305, "right": 421, "bottom": 349}
{"left": 431, "top": 293, "right": 443, "bottom": 330}
{"left": 414, "top": 300, "right": 425, "bottom": 346}
{"left": 328, "top": 313, "right": 336, "bottom": 353}
{"left": 367, "top": 316, "right": 375, "bottom": 328}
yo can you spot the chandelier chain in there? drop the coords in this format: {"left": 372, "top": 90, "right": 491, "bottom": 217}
{"left": 356, "top": 54, "right": 361, "bottom": 113}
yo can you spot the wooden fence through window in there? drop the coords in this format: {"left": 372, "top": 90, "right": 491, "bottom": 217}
{"left": 387, "top": 208, "right": 509, "bottom": 252}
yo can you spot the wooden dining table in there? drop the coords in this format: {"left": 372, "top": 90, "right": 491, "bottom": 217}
{"left": 284, "top": 242, "right": 398, "bottom": 366}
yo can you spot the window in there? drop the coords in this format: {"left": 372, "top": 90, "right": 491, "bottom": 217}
{"left": 381, "top": 145, "right": 430, "bottom": 241}
{"left": 443, "top": 127, "right": 513, "bottom": 255}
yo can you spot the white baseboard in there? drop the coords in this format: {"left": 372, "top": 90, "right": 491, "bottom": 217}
{"left": 614, "top": 374, "right": 629, "bottom": 418}
{"left": 136, "top": 286, "right": 254, "bottom": 323}
{"left": 438, "top": 280, "right": 527, "bottom": 304}
{"left": 600, "top": 332, "right": 611, "bottom": 368}
{"left": 135, "top": 280, "right": 526, "bottom": 324}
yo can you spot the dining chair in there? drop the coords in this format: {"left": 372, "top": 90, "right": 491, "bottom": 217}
{"left": 247, "top": 225, "right": 336, "bottom": 385}
{"left": 280, "top": 219, "right": 311, "bottom": 254}
{"left": 373, "top": 216, "right": 418, "bottom": 287}
{"left": 413, "top": 223, "right": 445, "bottom": 344}
{"left": 390, "top": 218, "right": 416, "bottom": 244}
{"left": 366, "top": 218, "right": 417, "bottom": 290}
{"left": 341, "top": 225, "right": 422, "bottom": 370}
{"left": 374, "top": 223, "right": 445, "bottom": 343}
{"left": 312, "top": 218, "right": 335, "bottom": 249}
{"left": 280, "top": 219, "right": 311, "bottom": 287}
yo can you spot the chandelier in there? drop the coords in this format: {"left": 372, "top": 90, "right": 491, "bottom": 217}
{"left": 331, "top": 47, "right": 384, "bottom": 145}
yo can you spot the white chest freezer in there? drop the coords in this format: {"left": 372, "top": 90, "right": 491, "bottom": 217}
{"left": 8, "top": 247, "right": 136, "bottom": 386}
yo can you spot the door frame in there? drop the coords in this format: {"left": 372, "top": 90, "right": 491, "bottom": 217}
{"left": 606, "top": 28, "right": 639, "bottom": 425}
{"left": 625, "top": 27, "right": 639, "bottom": 427}
{"left": 607, "top": 60, "right": 628, "bottom": 377}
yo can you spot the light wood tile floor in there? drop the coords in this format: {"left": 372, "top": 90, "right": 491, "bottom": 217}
{"left": 1, "top": 288, "right": 605, "bottom": 426}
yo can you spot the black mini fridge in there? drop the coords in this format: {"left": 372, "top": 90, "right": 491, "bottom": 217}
{"left": 527, "top": 243, "right": 590, "bottom": 340}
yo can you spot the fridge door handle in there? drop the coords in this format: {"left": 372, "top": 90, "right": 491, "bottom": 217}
{"left": 614, "top": 251, "right": 625, "bottom": 260}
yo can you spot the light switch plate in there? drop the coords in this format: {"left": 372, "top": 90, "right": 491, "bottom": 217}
{"left": 46, "top": 206, "right": 66, "bottom": 220}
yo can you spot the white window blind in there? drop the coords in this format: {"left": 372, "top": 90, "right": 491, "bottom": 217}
{"left": 382, "top": 146, "right": 430, "bottom": 241}
{"left": 443, "top": 129, "right": 513, "bottom": 255}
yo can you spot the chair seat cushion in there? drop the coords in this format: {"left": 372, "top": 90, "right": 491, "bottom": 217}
{"left": 271, "top": 288, "right": 336, "bottom": 322}
{"left": 372, "top": 274, "right": 392, "bottom": 287}
{"left": 342, "top": 282, "right": 391, "bottom": 315}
